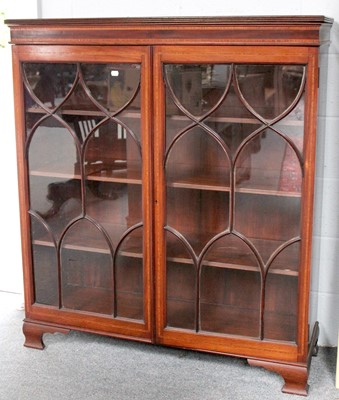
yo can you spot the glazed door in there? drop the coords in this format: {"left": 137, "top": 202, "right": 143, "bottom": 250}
{"left": 14, "top": 45, "right": 153, "bottom": 340}
{"left": 153, "top": 46, "right": 318, "bottom": 361}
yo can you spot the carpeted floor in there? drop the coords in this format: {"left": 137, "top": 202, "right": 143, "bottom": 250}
{"left": 0, "top": 291, "right": 338, "bottom": 400}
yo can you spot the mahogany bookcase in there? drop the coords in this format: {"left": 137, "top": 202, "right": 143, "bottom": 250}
{"left": 6, "top": 16, "right": 333, "bottom": 395}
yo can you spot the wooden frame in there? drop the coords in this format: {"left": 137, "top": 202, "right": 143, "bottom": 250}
{"left": 6, "top": 16, "right": 332, "bottom": 396}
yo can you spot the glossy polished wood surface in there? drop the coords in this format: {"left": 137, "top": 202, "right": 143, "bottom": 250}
{"left": 7, "top": 16, "right": 332, "bottom": 396}
{"left": 6, "top": 16, "right": 333, "bottom": 46}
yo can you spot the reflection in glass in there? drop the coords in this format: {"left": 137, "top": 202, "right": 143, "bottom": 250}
{"left": 205, "top": 83, "right": 263, "bottom": 159}
{"left": 84, "top": 119, "right": 141, "bottom": 181}
{"left": 235, "top": 130, "right": 302, "bottom": 195}
{"left": 28, "top": 118, "right": 81, "bottom": 241}
{"left": 165, "top": 64, "right": 231, "bottom": 117}
{"left": 236, "top": 65, "right": 305, "bottom": 120}
{"left": 81, "top": 64, "right": 140, "bottom": 113}
{"left": 23, "top": 63, "right": 77, "bottom": 109}
{"left": 24, "top": 61, "right": 145, "bottom": 320}
{"left": 59, "top": 81, "right": 106, "bottom": 126}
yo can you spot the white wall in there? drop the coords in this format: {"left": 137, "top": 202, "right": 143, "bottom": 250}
{"left": 3, "top": 0, "right": 339, "bottom": 346}
{"left": 0, "top": 0, "right": 39, "bottom": 294}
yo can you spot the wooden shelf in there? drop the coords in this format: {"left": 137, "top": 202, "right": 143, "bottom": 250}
{"left": 166, "top": 113, "right": 303, "bottom": 127}
{"left": 29, "top": 164, "right": 142, "bottom": 184}
{"left": 167, "top": 171, "right": 301, "bottom": 197}
{"left": 166, "top": 298, "right": 296, "bottom": 341}
{"left": 26, "top": 106, "right": 141, "bottom": 119}
{"left": 166, "top": 235, "right": 299, "bottom": 276}
{"left": 27, "top": 106, "right": 302, "bottom": 128}
{"left": 30, "top": 164, "right": 299, "bottom": 196}
{"left": 62, "top": 287, "right": 144, "bottom": 321}
{"left": 32, "top": 225, "right": 143, "bottom": 258}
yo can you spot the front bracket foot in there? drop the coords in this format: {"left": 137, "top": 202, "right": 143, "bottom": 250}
{"left": 248, "top": 358, "right": 308, "bottom": 396}
{"left": 23, "top": 320, "right": 70, "bottom": 350}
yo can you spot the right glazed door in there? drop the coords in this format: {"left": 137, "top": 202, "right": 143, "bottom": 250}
{"left": 154, "top": 46, "right": 318, "bottom": 361}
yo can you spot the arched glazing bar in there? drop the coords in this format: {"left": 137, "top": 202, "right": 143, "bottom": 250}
{"left": 78, "top": 63, "right": 141, "bottom": 119}
{"left": 24, "top": 114, "right": 83, "bottom": 166}
{"left": 112, "top": 222, "right": 144, "bottom": 318}
{"left": 164, "top": 225, "right": 199, "bottom": 331}
{"left": 23, "top": 63, "right": 83, "bottom": 165}
{"left": 28, "top": 209, "right": 57, "bottom": 243}
{"left": 265, "top": 237, "right": 301, "bottom": 278}
{"left": 22, "top": 62, "right": 80, "bottom": 116}
{"left": 233, "top": 65, "right": 306, "bottom": 127}
{"left": 262, "top": 237, "right": 301, "bottom": 340}
{"left": 232, "top": 65, "right": 306, "bottom": 167}
{"left": 58, "top": 214, "right": 115, "bottom": 311}
{"left": 82, "top": 115, "right": 142, "bottom": 161}
{"left": 163, "top": 63, "right": 233, "bottom": 167}
{"left": 164, "top": 64, "right": 234, "bottom": 121}
{"left": 197, "top": 229, "right": 264, "bottom": 335}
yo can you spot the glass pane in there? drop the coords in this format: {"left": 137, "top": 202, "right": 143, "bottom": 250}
{"left": 81, "top": 64, "right": 140, "bottom": 113}
{"left": 166, "top": 231, "right": 196, "bottom": 330}
{"left": 60, "top": 81, "right": 103, "bottom": 114}
{"left": 235, "top": 193, "right": 300, "bottom": 263}
{"left": 200, "top": 268, "right": 260, "bottom": 337}
{"left": 264, "top": 242, "right": 300, "bottom": 342}
{"left": 24, "top": 87, "right": 45, "bottom": 133}
{"left": 30, "top": 216, "right": 58, "bottom": 306}
{"left": 166, "top": 126, "right": 230, "bottom": 255}
{"left": 264, "top": 274, "right": 298, "bottom": 342}
{"left": 268, "top": 241, "right": 300, "bottom": 275}
{"left": 166, "top": 127, "right": 230, "bottom": 189}
{"left": 84, "top": 119, "right": 141, "bottom": 182}
{"left": 236, "top": 65, "right": 305, "bottom": 120}
{"left": 273, "top": 93, "right": 305, "bottom": 154}
{"left": 23, "top": 60, "right": 146, "bottom": 322}
{"left": 167, "top": 187, "right": 229, "bottom": 255}
{"left": 117, "top": 90, "right": 142, "bottom": 143}
{"left": 86, "top": 182, "right": 141, "bottom": 244}
{"left": 115, "top": 228, "right": 144, "bottom": 320}
{"left": 163, "top": 62, "right": 305, "bottom": 343}
{"left": 200, "top": 234, "right": 261, "bottom": 337}
{"left": 165, "top": 93, "right": 191, "bottom": 150}
{"left": 204, "top": 81, "right": 263, "bottom": 159}
{"left": 28, "top": 117, "right": 81, "bottom": 241}
{"left": 61, "top": 219, "right": 113, "bottom": 314}
{"left": 235, "top": 130, "right": 302, "bottom": 195}
{"left": 23, "top": 63, "right": 77, "bottom": 109}
{"left": 202, "top": 234, "right": 260, "bottom": 270}
{"left": 165, "top": 64, "right": 231, "bottom": 117}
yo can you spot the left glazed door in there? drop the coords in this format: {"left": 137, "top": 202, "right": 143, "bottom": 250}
{"left": 13, "top": 45, "right": 153, "bottom": 341}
